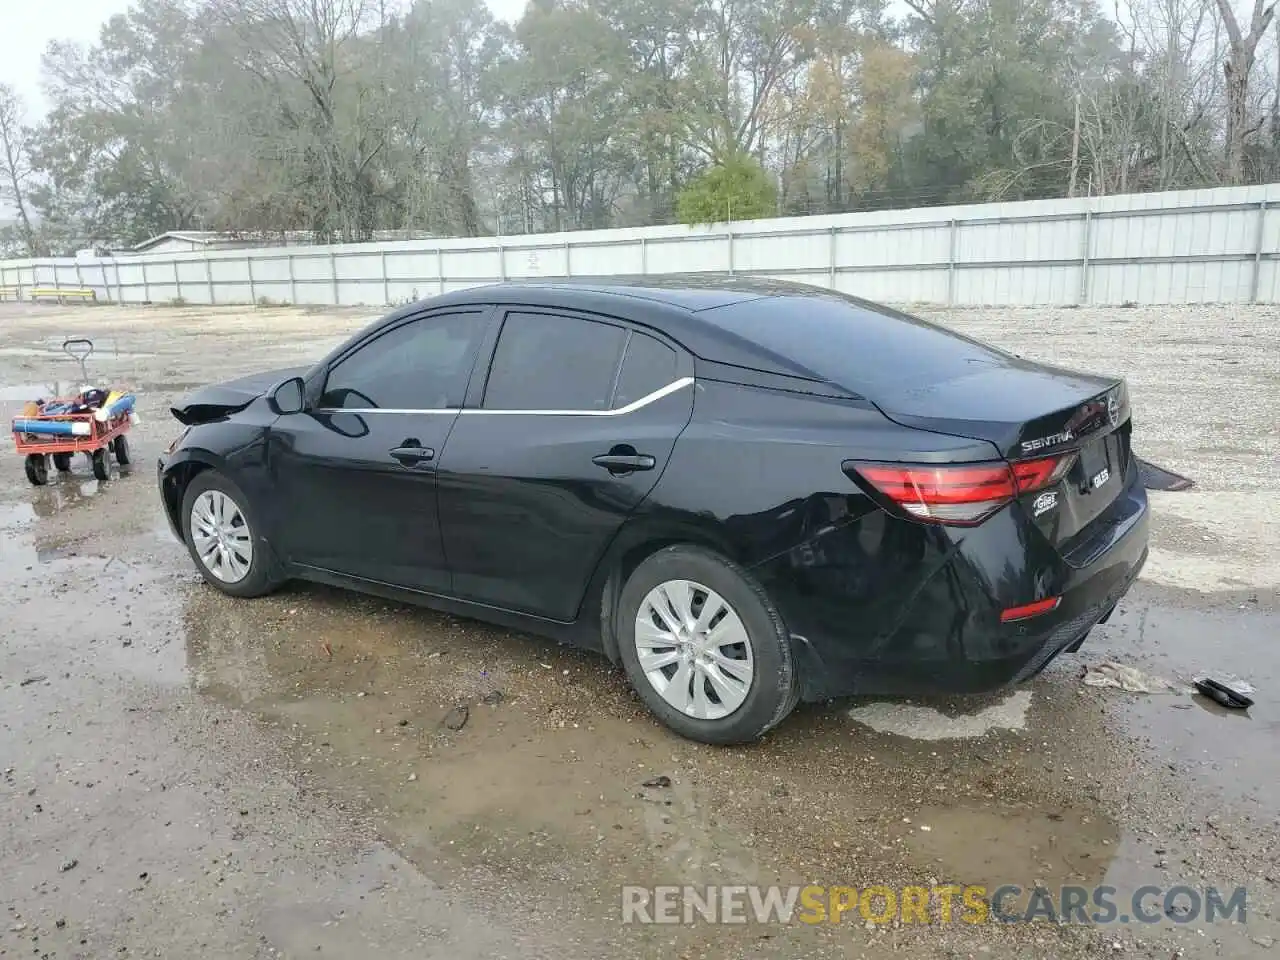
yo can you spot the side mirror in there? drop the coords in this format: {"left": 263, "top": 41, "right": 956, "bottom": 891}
{"left": 268, "top": 376, "right": 306, "bottom": 415}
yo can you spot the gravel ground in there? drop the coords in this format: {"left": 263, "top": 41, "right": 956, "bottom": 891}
{"left": 0, "top": 299, "right": 1276, "bottom": 959}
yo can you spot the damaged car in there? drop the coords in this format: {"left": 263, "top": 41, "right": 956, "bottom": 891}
{"left": 159, "top": 277, "right": 1149, "bottom": 744}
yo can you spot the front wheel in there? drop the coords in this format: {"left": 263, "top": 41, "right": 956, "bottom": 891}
{"left": 180, "top": 471, "right": 280, "bottom": 598}
{"left": 25, "top": 454, "right": 49, "bottom": 486}
{"left": 616, "top": 545, "right": 800, "bottom": 745}
{"left": 112, "top": 434, "right": 131, "bottom": 465}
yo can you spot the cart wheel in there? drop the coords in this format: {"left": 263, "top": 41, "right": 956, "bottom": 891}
{"left": 91, "top": 448, "right": 110, "bottom": 482}
{"left": 112, "top": 434, "right": 131, "bottom": 465}
{"left": 25, "top": 454, "right": 49, "bottom": 486}
{"left": 52, "top": 453, "right": 73, "bottom": 472}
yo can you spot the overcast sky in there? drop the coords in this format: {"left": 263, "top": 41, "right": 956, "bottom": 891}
{"left": 2, "top": 0, "right": 530, "bottom": 118}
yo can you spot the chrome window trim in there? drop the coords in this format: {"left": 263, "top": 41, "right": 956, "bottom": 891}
{"left": 312, "top": 376, "right": 694, "bottom": 418}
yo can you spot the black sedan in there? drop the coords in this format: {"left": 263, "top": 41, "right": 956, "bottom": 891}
{"left": 159, "top": 277, "right": 1149, "bottom": 744}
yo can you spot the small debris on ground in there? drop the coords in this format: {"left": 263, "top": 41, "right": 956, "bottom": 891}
{"left": 59, "top": 859, "right": 78, "bottom": 872}
{"left": 442, "top": 705, "right": 469, "bottom": 731}
{"left": 641, "top": 775, "right": 672, "bottom": 788}
{"left": 1192, "top": 676, "right": 1254, "bottom": 709}
{"left": 481, "top": 690, "right": 505, "bottom": 705}
{"left": 19, "top": 675, "right": 48, "bottom": 687}
{"left": 1081, "top": 662, "right": 1177, "bottom": 693}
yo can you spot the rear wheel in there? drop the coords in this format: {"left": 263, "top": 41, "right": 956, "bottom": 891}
{"left": 112, "top": 435, "right": 131, "bottom": 465}
{"left": 91, "top": 448, "right": 110, "bottom": 481}
{"left": 24, "top": 454, "right": 49, "bottom": 486}
{"left": 616, "top": 545, "right": 800, "bottom": 745}
{"left": 52, "top": 453, "right": 72, "bottom": 472}
{"left": 180, "top": 470, "right": 280, "bottom": 598}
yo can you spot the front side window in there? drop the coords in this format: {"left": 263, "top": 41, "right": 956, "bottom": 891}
{"left": 483, "top": 311, "right": 627, "bottom": 411}
{"left": 319, "top": 312, "right": 485, "bottom": 410}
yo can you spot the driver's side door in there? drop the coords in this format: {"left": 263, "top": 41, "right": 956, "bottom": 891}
{"left": 268, "top": 306, "right": 495, "bottom": 592}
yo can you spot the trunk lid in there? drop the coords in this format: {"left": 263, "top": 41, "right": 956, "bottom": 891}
{"left": 868, "top": 363, "right": 1133, "bottom": 549}
{"left": 171, "top": 366, "right": 309, "bottom": 425}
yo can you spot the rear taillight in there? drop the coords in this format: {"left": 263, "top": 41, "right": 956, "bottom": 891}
{"left": 1011, "top": 454, "right": 1076, "bottom": 493}
{"left": 845, "top": 454, "right": 1074, "bottom": 526}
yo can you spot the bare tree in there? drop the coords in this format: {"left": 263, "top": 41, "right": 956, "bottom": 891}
{"left": 1214, "top": 0, "right": 1275, "bottom": 182}
{"left": 0, "top": 83, "right": 39, "bottom": 255}
{"left": 216, "top": 0, "right": 387, "bottom": 241}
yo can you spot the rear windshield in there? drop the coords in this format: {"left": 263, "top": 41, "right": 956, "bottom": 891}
{"left": 699, "top": 294, "right": 1013, "bottom": 389}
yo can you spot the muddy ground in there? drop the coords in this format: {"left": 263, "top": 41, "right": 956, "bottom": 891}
{"left": 0, "top": 300, "right": 1276, "bottom": 959}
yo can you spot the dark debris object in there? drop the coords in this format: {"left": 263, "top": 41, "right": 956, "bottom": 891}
{"left": 1135, "top": 458, "right": 1195, "bottom": 492}
{"left": 1193, "top": 677, "right": 1253, "bottom": 709}
{"left": 442, "top": 705, "right": 469, "bottom": 731}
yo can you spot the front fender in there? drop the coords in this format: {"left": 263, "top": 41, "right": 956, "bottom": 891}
{"left": 159, "top": 412, "right": 276, "bottom": 540}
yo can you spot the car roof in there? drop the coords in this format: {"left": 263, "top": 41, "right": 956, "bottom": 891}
{"left": 416, "top": 274, "right": 999, "bottom": 392}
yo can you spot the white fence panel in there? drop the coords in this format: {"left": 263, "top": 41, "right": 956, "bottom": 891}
{"left": 6, "top": 184, "right": 1280, "bottom": 308}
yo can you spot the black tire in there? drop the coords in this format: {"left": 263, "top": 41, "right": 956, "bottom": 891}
{"left": 52, "top": 453, "right": 72, "bottom": 472}
{"left": 112, "top": 434, "right": 131, "bottom": 465}
{"left": 25, "top": 454, "right": 49, "bottom": 486}
{"left": 616, "top": 545, "right": 801, "bottom": 745}
{"left": 180, "top": 470, "right": 281, "bottom": 599}
{"left": 91, "top": 448, "right": 110, "bottom": 481}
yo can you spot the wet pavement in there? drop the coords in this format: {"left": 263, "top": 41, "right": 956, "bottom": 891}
{"left": 0, "top": 302, "right": 1277, "bottom": 958}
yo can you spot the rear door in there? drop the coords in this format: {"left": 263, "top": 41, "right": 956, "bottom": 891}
{"left": 436, "top": 307, "right": 694, "bottom": 620}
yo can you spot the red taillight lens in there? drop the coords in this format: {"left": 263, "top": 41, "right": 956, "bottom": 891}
{"left": 846, "top": 454, "right": 1075, "bottom": 526}
{"left": 849, "top": 462, "right": 1016, "bottom": 525}
{"left": 1011, "top": 454, "right": 1075, "bottom": 493}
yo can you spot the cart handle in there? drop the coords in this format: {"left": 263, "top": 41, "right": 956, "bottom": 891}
{"left": 63, "top": 338, "right": 94, "bottom": 382}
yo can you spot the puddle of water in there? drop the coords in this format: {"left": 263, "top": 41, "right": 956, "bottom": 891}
{"left": 0, "top": 541, "right": 191, "bottom": 686}
{"left": 1085, "top": 589, "right": 1278, "bottom": 820}
{"left": 177, "top": 577, "right": 1150, "bottom": 956}
{"left": 848, "top": 691, "right": 1034, "bottom": 740}
{"left": 0, "top": 499, "right": 37, "bottom": 530}
{"left": 906, "top": 803, "right": 1117, "bottom": 889}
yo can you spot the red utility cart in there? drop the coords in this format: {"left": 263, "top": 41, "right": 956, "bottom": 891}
{"left": 9, "top": 339, "right": 134, "bottom": 485}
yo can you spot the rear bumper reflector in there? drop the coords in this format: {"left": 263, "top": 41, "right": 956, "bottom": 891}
{"left": 1000, "top": 597, "right": 1062, "bottom": 623}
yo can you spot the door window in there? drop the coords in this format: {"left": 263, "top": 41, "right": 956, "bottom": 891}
{"left": 319, "top": 312, "right": 486, "bottom": 410}
{"left": 483, "top": 311, "right": 627, "bottom": 411}
{"left": 613, "top": 331, "right": 678, "bottom": 408}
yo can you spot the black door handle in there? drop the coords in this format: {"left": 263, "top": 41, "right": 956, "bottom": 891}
{"left": 390, "top": 444, "right": 435, "bottom": 467}
{"left": 592, "top": 453, "right": 656, "bottom": 473}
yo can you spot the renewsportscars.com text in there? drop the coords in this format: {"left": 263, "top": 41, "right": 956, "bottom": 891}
{"left": 621, "top": 884, "right": 1248, "bottom": 926}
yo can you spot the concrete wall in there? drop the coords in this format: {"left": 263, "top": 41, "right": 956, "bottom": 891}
{"left": 5, "top": 184, "right": 1280, "bottom": 308}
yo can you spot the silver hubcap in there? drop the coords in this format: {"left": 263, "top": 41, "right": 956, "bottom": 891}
{"left": 634, "top": 579, "right": 755, "bottom": 720}
{"left": 190, "top": 490, "right": 253, "bottom": 583}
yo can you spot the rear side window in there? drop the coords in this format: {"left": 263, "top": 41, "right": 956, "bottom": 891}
{"left": 484, "top": 311, "right": 626, "bottom": 411}
{"left": 320, "top": 312, "right": 484, "bottom": 409}
{"left": 613, "top": 332, "right": 677, "bottom": 408}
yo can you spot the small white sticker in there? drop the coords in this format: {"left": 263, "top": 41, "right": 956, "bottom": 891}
{"left": 1033, "top": 491, "right": 1058, "bottom": 517}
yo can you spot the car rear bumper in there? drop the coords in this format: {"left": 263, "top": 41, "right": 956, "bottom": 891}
{"left": 754, "top": 471, "right": 1151, "bottom": 701}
